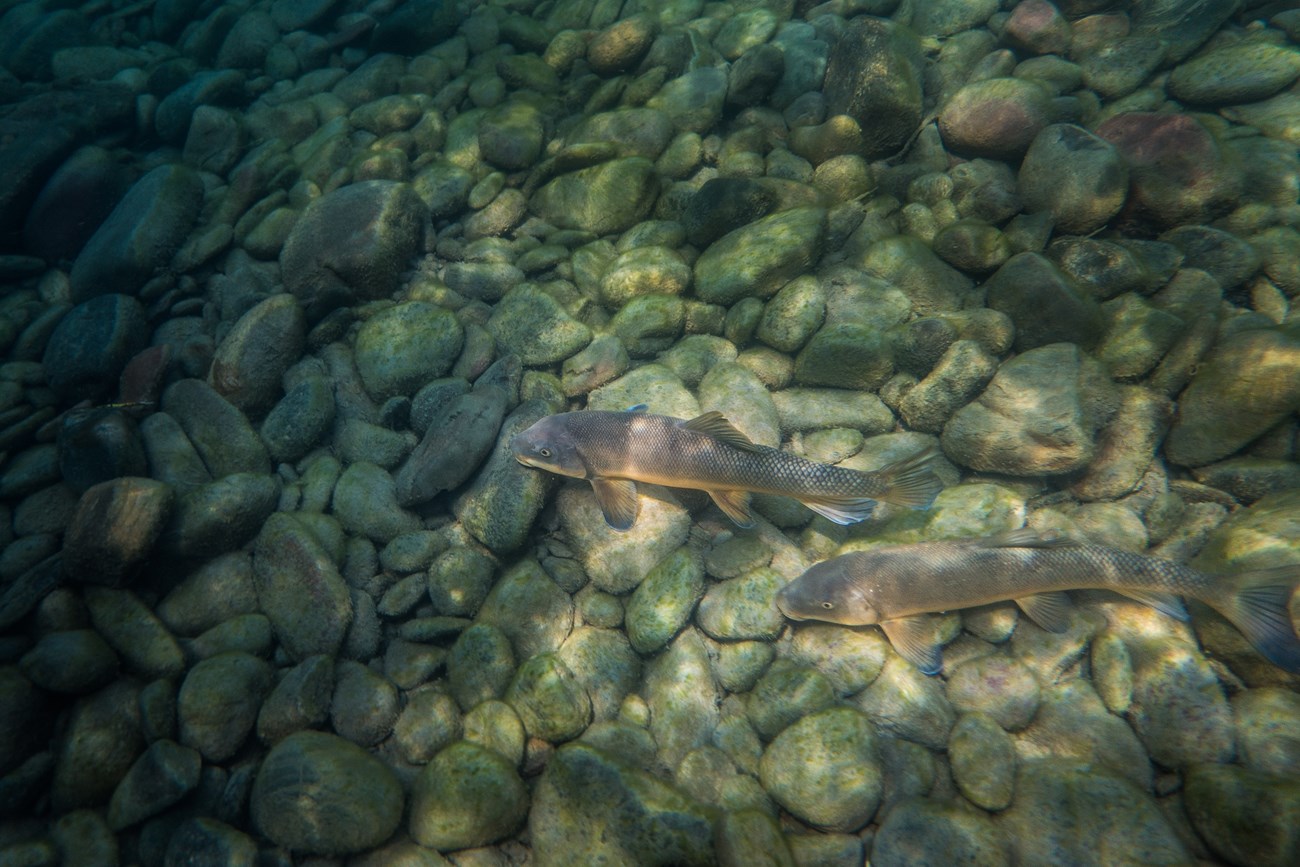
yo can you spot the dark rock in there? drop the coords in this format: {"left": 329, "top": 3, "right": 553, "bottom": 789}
{"left": 160, "top": 379, "right": 270, "bottom": 478}
{"left": 19, "top": 629, "right": 117, "bottom": 694}
{"left": 1019, "top": 124, "right": 1128, "bottom": 235}
{"left": 62, "top": 477, "right": 173, "bottom": 586}
{"left": 69, "top": 165, "right": 205, "bottom": 302}
{"left": 178, "top": 652, "right": 274, "bottom": 763}
{"left": 43, "top": 294, "right": 148, "bottom": 401}
{"left": 50, "top": 680, "right": 144, "bottom": 812}
{"left": 588, "top": 15, "right": 657, "bottom": 76}
{"left": 984, "top": 252, "right": 1104, "bottom": 352}
{"left": 280, "top": 180, "right": 427, "bottom": 321}
{"left": 260, "top": 375, "right": 335, "bottom": 464}
{"left": 728, "top": 43, "right": 784, "bottom": 107}
{"left": 107, "top": 739, "right": 201, "bottom": 831}
{"left": 154, "top": 70, "right": 245, "bottom": 144}
{"left": 370, "top": 0, "right": 459, "bottom": 54}
{"left": 208, "top": 294, "right": 305, "bottom": 418}
{"left": 396, "top": 387, "right": 508, "bottom": 505}
{"left": 257, "top": 654, "right": 334, "bottom": 744}
{"left": 139, "top": 411, "right": 213, "bottom": 494}
{"left": 530, "top": 157, "right": 658, "bottom": 236}
{"left": 164, "top": 817, "right": 258, "bottom": 867}
{"left": 58, "top": 407, "right": 149, "bottom": 494}
{"left": 1129, "top": 0, "right": 1239, "bottom": 62}
{"left": 22, "top": 145, "right": 135, "bottom": 262}
{"left": 216, "top": 10, "right": 279, "bottom": 70}
{"left": 162, "top": 472, "right": 280, "bottom": 559}
{"left": 0, "top": 5, "right": 90, "bottom": 80}
{"left": 1159, "top": 225, "right": 1260, "bottom": 293}
{"left": 682, "top": 177, "right": 778, "bottom": 248}
{"left": 824, "top": 17, "right": 924, "bottom": 159}
{"left": 253, "top": 512, "right": 353, "bottom": 660}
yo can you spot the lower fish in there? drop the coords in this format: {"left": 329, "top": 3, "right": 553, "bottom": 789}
{"left": 510, "top": 407, "right": 942, "bottom": 530}
{"left": 776, "top": 528, "right": 1300, "bottom": 675}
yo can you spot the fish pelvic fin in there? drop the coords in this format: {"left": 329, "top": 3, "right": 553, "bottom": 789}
{"left": 1214, "top": 565, "right": 1300, "bottom": 673}
{"left": 590, "top": 478, "right": 639, "bottom": 531}
{"left": 1118, "top": 589, "right": 1188, "bottom": 621}
{"left": 681, "top": 411, "right": 763, "bottom": 452}
{"left": 1016, "top": 591, "right": 1073, "bottom": 633}
{"left": 872, "top": 447, "right": 944, "bottom": 510}
{"left": 798, "top": 495, "right": 877, "bottom": 525}
{"left": 881, "top": 616, "right": 945, "bottom": 675}
{"left": 708, "top": 489, "right": 755, "bottom": 528}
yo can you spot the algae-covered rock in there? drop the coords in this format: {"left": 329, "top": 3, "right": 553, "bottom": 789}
{"left": 354, "top": 302, "right": 464, "bottom": 400}
{"left": 696, "top": 568, "right": 787, "bottom": 641}
{"left": 793, "top": 322, "right": 894, "bottom": 391}
{"left": 447, "top": 623, "right": 517, "bottom": 711}
{"left": 644, "top": 629, "right": 721, "bottom": 769}
{"left": 948, "top": 712, "right": 1015, "bottom": 812}
{"left": 530, "top": 157, "right": 658, "bottom": 235}
{"left": 252, "top": 512, "right": 352, "bottom": 661}
{"left": 409, "top": 740, "right": 528, "bottom": 851}
{"left": 625, "top": 546, "right": 705, "bottom": 654}
{"left": 759, "top": 706, "right": 882, "bottom": 832}
{"left": 694, "top": 206, "right": 826, "bottom": 305}
{"left": 1184, "top": 762, "right": 1300, "bottom": 867}
{"left": 178, "top": 651, "right": 273, "bottom": 763}
{"left": 487, "top": 286, "right": 592, "bottom": 365}
{"left": 746, "top": 663, "right": 836, "bottom": 740}
{"left": 476, "top": 558, "right": 574, "bottom": 659}
{"left": 251, "top": 731, "right": 403, "bottom": 855}
{"left": 873, "top": 797, "right": 1009, "bottom": 867}
{"left": 853, "top": 656, "right": 955, "bottom": 750}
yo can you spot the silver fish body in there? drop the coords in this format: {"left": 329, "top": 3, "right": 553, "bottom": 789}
{"left": 776, "top": 529, "right": 1300, "bottom": 675}
{"left": 510, "top": 409, "right": 942, "bottom": 530}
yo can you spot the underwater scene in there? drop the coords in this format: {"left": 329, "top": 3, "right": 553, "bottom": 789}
{"left": 1, "top": 0, "right": 1299, "bottom": 863}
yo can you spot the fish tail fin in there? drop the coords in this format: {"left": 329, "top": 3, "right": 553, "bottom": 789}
{"left": 873, "top": 447, "right": 944, "bottom": 510}
{"left": 1212, "top": 565, "right": 1300, "bottom": 673}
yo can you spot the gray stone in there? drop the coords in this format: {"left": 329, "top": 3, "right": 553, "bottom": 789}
{"left": 824, "top": 17, "right": 923, "bottom": 159}
{"left": 162, "top": 472, "right": 279, "bottom": 559}
{"left": 253, "top": 512, "right": 353, "bottom": 660}
{"left": 251, "top": 730, "right": 403, "bottom": 855}
{"left": 160, "top": 379, "right": 270, "bottom": 478}
{"left": 1233, "top": 687, "right": 1300, "bottom": 778}
{"left": 985, "top": 253, "right": 1104, "bottom": 352}
{"left": 646, "top": 67, "right": 727, "bottom": 134}
{"left": 448, "top": 624, "right": 517, "bottom": 710}
{"left": 794, "top": 323, "right": 893, "bottom": 391}
{"left": 208, "top": 294, "right": 305, "bottom": 417}
{"left": 873, "top": 797, "right": 1008, "bottom": 867}
{"left": 69, "top": 164, "right": 204, "bottom": 302}
{"left": 155, "top": 70, "right": 244, "bottom": 143}
{"left": 280, "top": 181, "right": 427, "bottom": 320}
{"left": 1126, "top": 637, "right": 1234, "bottom": 768}
{"left": 557, "top": 484, "right": 690, "bottom": 593}
{"left": 759, "top": 706, "right": 882, "bottom": 832}
{"left": 1019, "top": 124, "right": 1128, "bottom": 235}
{"left": 332, "top": 461, "right": 421, "bottom": 543}
{"left": 257, "top": 655, "right": 334, "bottom": 744}
{"left": 945, "top": 654, "right": 1041, "bottom": 731}
{"left": 19, "top": 629, "right": 117, "bottom": 694}
{"left": 530, "top": 157, "right": 658, "bottom": 236}
{"left": 177, "top": 651, "right": 273, "bottom": 762}
{"left": 410, "top": 741, "right": 528, "bottom": 851}
{"left": 694, "top": 206, "right": 826, "bottom": 305}
{"left": 107, "top": 739, "right": 200, "bottom": 830}
{"left": 42, "top": 294, "right": 147, "bottom": 401}
{"left": 156, "top": 552, "right": 257, "bottom": 637}
{"left": 853, "top": 656, "right": 955, "bottom": 750}
{"left": 83, "top": 586, "right": 184, "bottom": 680}
{"left": 853, "top": 235, "right": 976, "bottom": 315}
{"left": 163, "top": 817, "right": 259, "bottom": 867}
{"left": 355, "top": 302, "right": 464, "bottom": 400}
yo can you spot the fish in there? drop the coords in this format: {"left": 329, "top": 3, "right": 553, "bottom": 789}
{"left": 509, "top": 407, "right": 943, "bottom": 530}
{"left": 775, "top": 528, "right": 1300, "bottom": 675}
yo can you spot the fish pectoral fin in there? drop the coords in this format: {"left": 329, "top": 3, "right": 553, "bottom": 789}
{"left": 981, "top": 528, "right": 1081, "bottom": 549}
{"left": 880, "top": 616, "right": 944, "bottom": 675}
{"left": 681, "top": 411, "right": 763, "bottom": 452}
{"left": 707, "top": 489, "right": 755, "bottom": 528}
{"left": 1118, "top": 590, "right": 1188, "bottom": 621}
{"left": 1016, "top": 592, "right": 1073, "bottom": 633}
{"left": 590, "top": 478, "right": 639, "bottom": 530}
{"left": 625, "top": 403, "right": 648, "bottom": 413}
{"left": 798, "top": 495, "right": 877, "bottom": 525}
{"left": 873, "top": 448, "right": 944, "bottom": 510}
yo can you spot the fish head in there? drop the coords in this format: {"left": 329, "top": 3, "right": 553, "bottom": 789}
{"left": 510, "top": 414, "right": 587, "bottom": 479}
{"left": 776, "top": 556, "right": 879, "bottom": 626}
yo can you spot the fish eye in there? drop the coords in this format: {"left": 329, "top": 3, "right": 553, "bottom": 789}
{"left": 538, "top": 448, "right": 552, "bottom": 457}
{"left": 821, "top": 601, "right": 834, "bottom": 610}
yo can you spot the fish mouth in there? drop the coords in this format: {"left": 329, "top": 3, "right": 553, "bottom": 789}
{"left": 509, "top": 435, "right": 536, "bottom": 466}
{"left": 774, "top": 587, "right": 805, "bottom": 620}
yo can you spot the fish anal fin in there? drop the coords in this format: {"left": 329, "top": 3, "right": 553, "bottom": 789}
{"left": 708, "top": 489, "right": 754, "bottom": 528}
{"left": 590, "top": 478, "right": 639, "bottom": 531}
{"left": 1215, "top": 566, "right": 1300, "bottom": 673}
{"left": 880, "top": 616, "right": 944, "bottom": 675}
{"left": 873, "top": 448, "right": 943, "bottom": 510}
{"left": 799, "top": 495, "right": 877, "bottom": 526}
{"left": 1119, "top": 589, "right": 1188, "bottom": 621}
{"left": 681, "top": 411, "right": 763, "bottom": 452}
{"left": 1016, "top": 591, "right": 1073, "bottom": 633}
{"left": 981, "top": 528, "right": 1080, "bottom": 549}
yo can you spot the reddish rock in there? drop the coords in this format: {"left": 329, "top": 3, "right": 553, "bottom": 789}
{"left": 1004, "top": 0, "right": 1071, "bottom": 55}
{"left": 938, "top": 78, "right": 1054, "bottom": 160}
{"left": 63, "top": 477, "right": 174, "bottom": 586}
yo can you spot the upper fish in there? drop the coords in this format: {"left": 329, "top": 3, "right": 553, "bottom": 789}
{"left": 776, "top": 528, "right": 1300, "bottom": 675}
{"left": 509, "top": 407, "right": 943, "bottom": 530}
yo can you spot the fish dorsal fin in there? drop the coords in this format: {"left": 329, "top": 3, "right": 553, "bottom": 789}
{"left": 798, "top": 494, "right": 877, "bottom": 525}
{"left": 681, "top": 412, "right": 763, "bottom": 452}
{"left": 880, "top": 616, "right": 944, "bottom": 675}
{"left": 981, "top": 528, "right": 1081, "bottom": 549}
{"left": 1118, "top": 589, "right": 1188, "bottom": 621}
{"left": 707, "top": 489, "right": 755, "bottom": 528}
{"left": 590, "top": 478, "right": 639, "bottom": 530}
{"left": 1016, "top": 592, "right": 1073, "bottom": 633}
{"left": 625, "top": 404, "right": 648, "bottom": 413}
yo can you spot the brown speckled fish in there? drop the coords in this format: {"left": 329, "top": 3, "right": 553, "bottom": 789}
{"left": 776, "top": 528, "right": 1300, "bottom": 675}
{"left": 509, "top": 407, "right": 942, "bottom": 530}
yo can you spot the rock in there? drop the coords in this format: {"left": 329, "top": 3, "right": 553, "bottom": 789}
{"left": 682, "top": 177, "right": 778, "bottom": 248}
{"left": 257, "top": 654, "right": 334, "bottom": 744}
{"left": 53, "top": 408, "right": 145, "bottom": 496}
{"left": 566, "top": 109, "right": 675, "bottom": 161}
{"left": 332, "top": 461, "right": 421, "bottom": 543}
{"left": 558, "top": 626, "right": 641, "bottom": 723}
{"left": 696, "top": 568, "right": 787, "bottom": 641}
{"left": 1126, "top": 637, "right": 1234, "bottom": 768}
{"left": 155, "top": 552, "right": 256, "bottom": 637}
{"left": 107, "top": 738, "right": 201, "bottom": 830}
{"left": 694, "top": 206, "right": 825, "bottom": 305}
{"left": 984, "top": 253, "right": 1104, "bottom": 352}
{"left": 330, "top": 658, "right": 398, "bottom": 748}
{"left": 155, "top": 69, "right": 245, "bottom": 142}
{"left": 760, "top": 706, "right": 882, "bottom": 832}
{"left": 23, "top": 144, "right": 134, "bottom": 262}
{"left": 1096, "top": 112, "right": 1239, "bottom": 231}
{"left": 478, "top": 100, "right": 544, "bottom": 171}
{"left": 771, "top": 388, "right": 894, "bottom": 435}
{"left": 83, "top": 586, "right": 184, "bottom": 679}
{"left": 792, "top": 322, "right": 893, "bottom": 391}
{"left": 160, "top": 378, "right": 270, "bottom": 478}
{"left": 995, "top": 759, "right": 1189, "bottom": 865}
{"left": 42, "top": 294, "right": 147, "bottom": 401}
{"left": 19, "top": 629, "right": 117, "bottom": 694}
{"left": 280, "top": 181, "right": 428, "bottom": 320}
{"left": 787, "top": 623, "right": 889, "bottom": 697}
{"left": 1071, "top": 386, "right": 1172, "bottom": 501}
{"left": 599, "top": 245, "right": 691, "bottom": 307}
{"left": 1184, "top": 762, "right": 1300, "bottom": 867}
{"left": 946, "top": 654, "right": 1041, "bottom": 732}
{"left": 397, "top": 389, "right": 507, "bottom": 506}
{"left": 1129, "top": 0, "right": 1242, "bottom": 62}
{"left": 853, "top": 656, "right": 955, "bottom": 750}
{"left": 853, "top": 235, "right": 976, "bottom": 315}
{"left": 62, "top": 477, "right": 173, "bottom": 587}
{"left": 50, "top": 680, "right": 142, "bottom": 812}
{"left": 251, "top": 730, "right": 403, "bottom": 855}
{"left": 557, "top": 484, "right": 690, "bottom": 594}
{"left": 948, "top": 712, "right": 1016, "bottom": 811}
{"left": 69, "top": 164, "right": 204, "bottom": 302}
{"left": 757, "top": 276, "right": 825, "bottom": 353}
{"left": 1003, "top": 0, "right": 1071, "bottom": 55}
{"left": 260, "top": 375, "right": 335, "bottom": 464}
{"left": 1164, "top": 326, "right": 1300, "bottom": 468}
{"left": 448, "top": 624, "right": 516, "bottom": 710}
{"left": 611, "top": 294, "right": 685, "bottom": 357}
{"left": 587, "top": 15, "right": 656, "bottom": 75}
{"left": 646, "top": 67, "right": 727, "bottom": 134}
{"left": 1015, "top": 681, "right": 1152, "bottom": 791}
{"left": 898, "top": 339, "right": 998, "bottom": 434}
{"left": 160, "top": 471, "right": 278, "bottom": 561}
{"left": 208, "top": 294, "right": 305, "bottom": 417}
{"left": 1094, "top": 295, "right": 1185, "bottom": 382}
{"left": 477, "top": 558, "right": 574, "bottom": 659}
{"left": 716, "top": 810, "right": 794, "bottom": 866}
{"left": 941, "top": 343, "right": 1115, "bottom": 476}
{"left": 938, "top": 78, "right": 1053, "bottom": 161}
{"left": 354, "top": 301, "right": 464, "bottom": 400}
{"left": 728, "top": 43, "right": 785, "bottom": 107}
{"left": 823, "top": 17, "right": 923, "bottom": 159}
{"left": 426, "top": 546, "right": 494, "bottom": 618}
{"left": 1233, "top": 687, "right": 1300, "bottom": 778}
{"left": 1160, "top": 225, "right": 1260, "bottom": 293}
{"left": 747, "top": 663, "right": 836, "bottom": 740}
{"left": 645, "top": 629, "right": 721, "bottom": 768}
{"left": 370, "top": 0, "right": 459, "bottom": 53}
{"left": 252, "top": 512, "right": 353, "bottom": 660}
{"left": 1018, "top": 124, "right": 1128, "bottom": 235}
{"left": 487, "top": 286, "right": 591, "bottom": 365}
{"left": 410, "top": 741, "right": 528, "bottom": 851}
{"left": 872, "top": 797, "right": 1009, "bottom": 867}
{"left": 530, "top": 742, "right": 716, "bottom": 867}
{"left": 178, "top": 651, "right": 273, "bottom": 762}
{"left": 530, "top": 157, "right": 658, "bottom": 236}
{"left": 164, "top": 817, "right": 259, "bottom": 867}
{"left": 624, "top": 546, "right": 704, "bottom": 654}
{"left": 1079, "top": 35, "right": 1164, "bottom": 100}
{"left": 506, "top": 652, "right": 591, "bottom": 742}
{"left": 454, "top": 400, "right": 557, "bottom": 553}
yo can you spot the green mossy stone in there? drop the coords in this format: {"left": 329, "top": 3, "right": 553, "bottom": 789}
{"left": 487, "top": 286, "right": 592, "bottom": 366}
{"left": 354, "top": 302, "right": 464, "bottom": 400}
{"left": 447, "top": 624, "right": 517, "bottom": 711}
{"left": 696, "top": 568, "right": 786, "bottom": 641}
{"left": 530, "top": 157, "right": 659, "bottom": 235}
{"left": 610, "top": 293, "right": 685, "bottom": 357}
{"left": 505, "top": 651, "right": 592, "bottom": 742}
{"left": 599, "top": 245, "right": 691, "bottom": 306}
{"left": 409, "top": 741, "right": 528, "bottom": 851}
{"left": 746, "top": 663, "right": 837, "bottom": 740}
{"left": 756, "top": 275, "right": 826, "bottom": 353}
{"left": 793, "top": 322, "right": 894, "bottom": 391}
{"left": 625, "top": 547, "right": 706, "bottom": 654}
{"left": 694, "top": 206, "right": 826, "bottom": 305}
